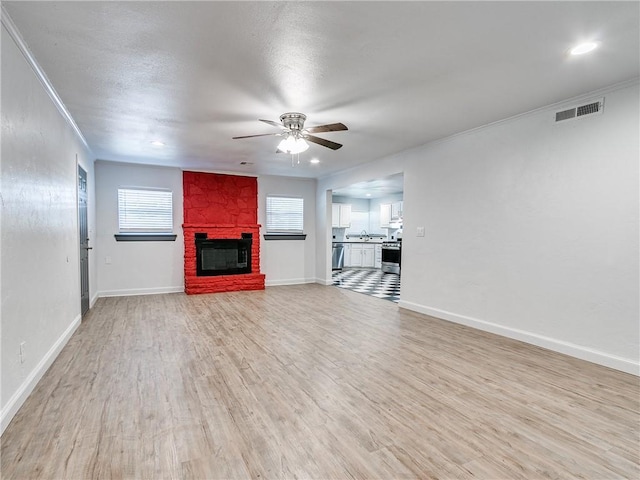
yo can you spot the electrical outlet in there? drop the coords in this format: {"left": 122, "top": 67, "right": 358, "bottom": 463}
{"left": 105, "top": 256, "right": 112, "bottom": 265}
{"left": 19, "top": 342, "right": 26, "bottom": 364}
{"left": 416, "top": 226, "right": 425, "bottom": 237}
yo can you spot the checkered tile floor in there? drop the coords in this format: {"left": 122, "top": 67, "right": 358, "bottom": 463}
{"left": 332, "top": 268, "right": 401, "bottom": 303}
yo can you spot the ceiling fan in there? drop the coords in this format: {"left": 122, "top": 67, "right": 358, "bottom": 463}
{"left": 233, "top": 112, "right": 348, "bottom": 154}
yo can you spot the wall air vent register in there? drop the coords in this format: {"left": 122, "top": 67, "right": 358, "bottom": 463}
{"left": 555, "top": 98, "right": 604, "bottom": 123}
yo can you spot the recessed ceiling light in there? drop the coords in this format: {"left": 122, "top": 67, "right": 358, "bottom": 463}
{"left": 150, "top": 140, "right": 165, "bottom": 147}
{"left": 310, "top": 158, "right": 320, "bottom": 164}
{"left": 570, "top": 42, "right": 598, "bottom": 55}
{"left": 365, "top": 193, "right": 372, "bottom": 197}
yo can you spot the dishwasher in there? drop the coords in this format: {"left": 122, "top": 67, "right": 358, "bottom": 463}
{"left": 332, "top": 243, "right": 345, "bottom": 270}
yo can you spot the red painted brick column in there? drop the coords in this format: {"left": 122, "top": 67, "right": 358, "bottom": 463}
{"left": 183, "top": 172, "right": 265, "bottom": 294}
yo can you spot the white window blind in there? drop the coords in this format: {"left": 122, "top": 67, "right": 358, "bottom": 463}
{"left": 266, "top": 196, "right": 304, "bottom": 233}
{"left": 118, "top": 188, "right": 173, "bottom": 233}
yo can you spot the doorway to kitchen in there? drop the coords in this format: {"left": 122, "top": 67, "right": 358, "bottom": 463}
{"left": 330, "top": 173, "right": 403, "bottom": 303}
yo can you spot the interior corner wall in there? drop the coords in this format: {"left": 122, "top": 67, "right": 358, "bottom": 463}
{"left": 319, "top": 81, "right": 639, "bottom": 374}
{"left": 1, "top": 24, "right": 95, "bottom": 433}
{"left": 258, "top": 175, "right": 317, "bottom": 285}
{"left": 95, "top": 161, "right": 184, "bottom": 297}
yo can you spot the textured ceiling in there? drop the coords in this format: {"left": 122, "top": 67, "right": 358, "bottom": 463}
{"left": 3, "top": 1, "right": 639, "bottom": 178}
{"left": 333, "top": 173, "right": 404, "bottom": 199}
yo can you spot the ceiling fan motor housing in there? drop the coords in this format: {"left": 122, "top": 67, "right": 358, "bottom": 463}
{"left": 280, "top": 112, "right": 306, "bottom": 133}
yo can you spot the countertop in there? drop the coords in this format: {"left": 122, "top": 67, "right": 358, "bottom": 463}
{"left": 333, "top": 239, "right": 385, "bottom": 244}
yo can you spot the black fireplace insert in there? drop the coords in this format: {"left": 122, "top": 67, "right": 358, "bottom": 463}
{"left": 195, "top": 233, "right": 252, "bottom": 276}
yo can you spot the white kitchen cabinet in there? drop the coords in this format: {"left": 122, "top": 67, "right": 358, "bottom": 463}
{"left": 381, "top": 201, "right": 403, "bottom": 227}
{"left": 348, "top": 243, "right": 375, "bottom": 267}
{"left": 362, "top": 245, "right": 375, "bottom": 267}
{"left": 374, "top": 244, "right": 382, "bottom": 268}
{"left": 332, "top": 203, "right": 352, "bottom": 228}
{"left": 391, "top": 201, "right": 403, "bottom": 220}
{"left": 348, "top": 244, "right": 362, "bottom": 266}
{"left": 332, "top": 204, "right": 340, "bottom": 227}
{"left": 342, "top": 243, "right": 352, "bottom": 266}
{"left": 380, "top": 203, "right": 392, "bottom": 228}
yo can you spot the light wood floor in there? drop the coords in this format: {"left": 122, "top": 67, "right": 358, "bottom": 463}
{"left": 1, "top": 285, "right": 638, "bottom": 479}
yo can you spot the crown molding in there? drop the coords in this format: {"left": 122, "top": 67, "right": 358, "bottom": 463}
{"left": 319, "top": 76, "right": 640, "bottom": 182}
{"left": 1, "top": 5, "right": 92, "bottom": 154}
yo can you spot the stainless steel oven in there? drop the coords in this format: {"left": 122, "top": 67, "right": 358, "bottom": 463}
{"left": 381, "top": 241, "right": 401, "bottom": 274}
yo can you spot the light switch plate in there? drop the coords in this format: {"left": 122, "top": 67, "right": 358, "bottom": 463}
{"left": 416, "top": 226, "right": 425, "bottom": 237}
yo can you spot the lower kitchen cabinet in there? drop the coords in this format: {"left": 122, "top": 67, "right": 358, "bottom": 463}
{"left": 347, "top": 243, "right": 376, "bottom": 268}
{"left": 343, "top": 244, "right": 352, "bottom": 267}
{"left": 362, "top": 246, "right": 375, "bottom": 267}
{"left": 347, "top": 244, "right": 360, "bottom": 267}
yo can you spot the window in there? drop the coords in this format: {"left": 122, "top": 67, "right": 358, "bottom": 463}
{"left": 265, "top": 196, "right": 305, "bottom": 239}
{"left": 115, "top": 188, "right": 176, "bottom": 241}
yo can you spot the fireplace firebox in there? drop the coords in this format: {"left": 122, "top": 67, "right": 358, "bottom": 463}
{"left": 195, "top": 233, "right": 252, "bottom": 276}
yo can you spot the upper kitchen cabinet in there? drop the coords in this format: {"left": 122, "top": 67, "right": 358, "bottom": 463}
{"left": 380, "top": 201, "right": 403, "bottom": 227}
{"left": 391, "top": 201, "right": 403, "bottom": 220}
{"left": 332, "top": 203, "right": 352, "bottom": 228}
{"left": 380, "top": 203, "right": 392, "bottom": 228}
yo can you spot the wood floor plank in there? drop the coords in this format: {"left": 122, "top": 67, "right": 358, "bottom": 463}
{"left": 1, "top": 285, "right": 638, "bottom": 479}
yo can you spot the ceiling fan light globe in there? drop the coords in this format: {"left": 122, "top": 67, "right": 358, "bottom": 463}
{"left": 278, "top": 136, "right": 309, "bottom": 154}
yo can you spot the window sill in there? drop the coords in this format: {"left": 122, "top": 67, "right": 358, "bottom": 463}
{"left": 263, "top": 234, "right": 307, "bottom": 241}
{"left": 115, "top": 233, "right": 177, "bottom": 242}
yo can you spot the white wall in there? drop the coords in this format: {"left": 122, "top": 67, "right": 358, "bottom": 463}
{"left": 258, "top": 175, "right": 317, "bottom": 285}
{"left": 318, "top": 81, "right": 639, "bottom": 374}
{"left": 1, "top": 24, "right": 95, "bottom": 433}
{"left": 95, "top": 161, "right": 184, "bottom": 296}
{"left": 94, "top": 164, "right": 317, "bottom": 292}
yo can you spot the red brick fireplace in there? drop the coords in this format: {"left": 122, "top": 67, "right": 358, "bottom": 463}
{"left": 183, "top": 171, "right": 265, "bottom": 294}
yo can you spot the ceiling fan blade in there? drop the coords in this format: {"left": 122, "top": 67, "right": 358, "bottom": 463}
{"left": 305, "top": 122, "right": 348, "bottom": 134}
{"left": 259, "top": 119, "right": 285, "bottom": 129}
{"left": 305, "top": 134, "right": 343, "bottom": 150}
{"left": 232, "top": 133, "right": 280, "bottom": 139}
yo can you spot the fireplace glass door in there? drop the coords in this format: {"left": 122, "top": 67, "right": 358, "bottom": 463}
{"left": 196, "top": 238, "right": 252, "bottom": 276}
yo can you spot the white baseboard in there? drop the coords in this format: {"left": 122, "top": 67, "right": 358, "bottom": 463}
{"left": 398, "top": 300, "right": 639, "bottom": 376}
{"left": 315, "top": 277, "right": 333, "bottom": 286}
{"left": 98, "top": 286, "right": 184, "bottom": 298}
{"left": 90, "top": 292, "right": 99, "bottom": 308}
{"left": 1, "top": 314, "right": 82, "bottom": 435}
{"left": 265, "top": 278, "right": 316, "bottom": 287}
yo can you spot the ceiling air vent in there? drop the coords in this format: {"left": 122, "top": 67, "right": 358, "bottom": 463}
{"left": 555, "top": 98, "right": 604, "bottom": 123}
